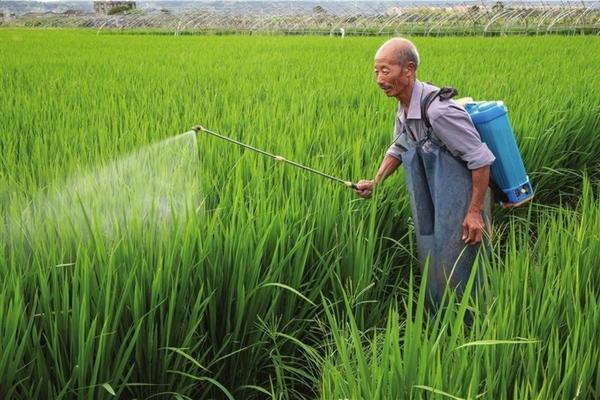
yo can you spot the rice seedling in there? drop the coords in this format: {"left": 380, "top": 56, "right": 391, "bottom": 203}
{"left": 0, "top": 29, "right": 598, "bottom": 399}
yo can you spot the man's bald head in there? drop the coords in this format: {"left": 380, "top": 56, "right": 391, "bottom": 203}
{"left": 375, "top": 38, "right": 420, "bottom": 71}
{"left": 373, "top": 37, "right": 419, "bottom": 100}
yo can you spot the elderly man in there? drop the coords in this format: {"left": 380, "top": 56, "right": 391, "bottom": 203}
{"left": 356, "top": 38, "right": 495, "bottom": 314}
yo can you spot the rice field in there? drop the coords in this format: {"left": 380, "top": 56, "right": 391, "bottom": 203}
{"left": 1, "top": 30, "right": 599, "bottom": 399}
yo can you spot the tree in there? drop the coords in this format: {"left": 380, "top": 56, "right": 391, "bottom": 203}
{"left": 107, "top": 5, "right": 133, "bottom": 15}
{"left": 313, "top": 5, "right": 327, "bottom": 15}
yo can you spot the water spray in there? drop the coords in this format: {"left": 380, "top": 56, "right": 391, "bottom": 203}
{"left": 192, "top": 125, "right": 358, "bottom": 190}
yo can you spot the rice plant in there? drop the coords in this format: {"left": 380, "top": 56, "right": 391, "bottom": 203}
{"left": 0, "top": 29, "right": 598, "bottom": 399}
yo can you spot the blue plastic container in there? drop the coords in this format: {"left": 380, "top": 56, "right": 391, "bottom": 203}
{"left": 465, "top": 101, "right": 533, "bottom": 205}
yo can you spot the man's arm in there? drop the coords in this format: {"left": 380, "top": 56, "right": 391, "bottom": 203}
{"left": 462, "top": 165, "right": 490, "bottom": 245}
{"left": 468, "top": 166, "right": 490, "bottom": 214}
{"left": 375, "top": 155, "right": 402, "bottom": 184}
{"left": 355, "top": 155, "right": 401, "bottom": 198}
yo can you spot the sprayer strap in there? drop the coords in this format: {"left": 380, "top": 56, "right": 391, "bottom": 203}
{"left": 421, "top": 86, "right": 458, "bottom": 130}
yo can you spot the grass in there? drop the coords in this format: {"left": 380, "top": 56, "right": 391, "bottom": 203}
{"left": 0, "top": 29, "right": 599, "bottom": 399}
{"left": 320, "top": 179, "right": 600, "bottom": 399}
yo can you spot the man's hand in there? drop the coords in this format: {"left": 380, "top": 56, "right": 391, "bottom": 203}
{"left": 355, "top": 180, "right": 375, "bottom": 198}
{"left": 462, "top": 210, "right": 485, "bottom": 245}
{"left": 355, "top": 156, "right": 401, "bottom": 199}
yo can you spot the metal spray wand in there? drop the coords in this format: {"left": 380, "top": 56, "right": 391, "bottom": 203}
{"left": 192, "top": 125, "right": 358, "bottom": 190}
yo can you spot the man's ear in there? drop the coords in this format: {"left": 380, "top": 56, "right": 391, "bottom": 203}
{"left": 405, "top": 62, "right": 416, "bottom": 78}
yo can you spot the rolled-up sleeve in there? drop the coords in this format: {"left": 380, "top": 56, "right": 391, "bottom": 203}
{"left": 386, "top": 142, "right": 404, "bottom": 160}
{"left": 385, "top": 119, "right": 406, "bottom": 161}
{"left": 430, "top": 103, "right": 495, "bottom": 170}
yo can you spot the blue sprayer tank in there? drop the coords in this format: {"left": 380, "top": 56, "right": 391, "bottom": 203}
{"left": 465, "top": 101, "right": 534, "bottom": 206}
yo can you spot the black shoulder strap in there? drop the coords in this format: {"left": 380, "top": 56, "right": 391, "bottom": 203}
{"left": 421, "top": 86, "right": 458, "bottom": 130}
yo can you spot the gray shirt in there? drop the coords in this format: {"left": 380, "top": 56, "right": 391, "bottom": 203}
{"left": 385, "top": 80, "right": 495, "bottom": 170}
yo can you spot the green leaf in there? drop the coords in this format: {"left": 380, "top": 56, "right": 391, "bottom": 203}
{"left": 454, "top": 338, "right": 541, "bottom": 350}
{"left": 101, "top": 383, "right": 116, "bottom": 396}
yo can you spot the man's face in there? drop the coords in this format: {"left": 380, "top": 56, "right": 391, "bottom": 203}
{"left": 373, "top": 50, "right": 412, "bottom": 99}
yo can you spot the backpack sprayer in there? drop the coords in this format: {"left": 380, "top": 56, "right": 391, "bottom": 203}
{"left": 191, "top": 125, "right": 358, "bottom": 190}
{"left": 435, "top": 88, "right": 534, "bottom": 207}
{"left": 457, "top": 99, "right": 534, "bottom": 206}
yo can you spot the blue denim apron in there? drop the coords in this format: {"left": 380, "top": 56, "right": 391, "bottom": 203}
{"left": 396, "top": 126, "right": 490, "bottom": 311}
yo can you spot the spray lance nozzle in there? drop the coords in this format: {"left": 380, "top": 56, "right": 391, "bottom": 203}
{"left": 191, "top": 125, "right": 358, "bottom": 191}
